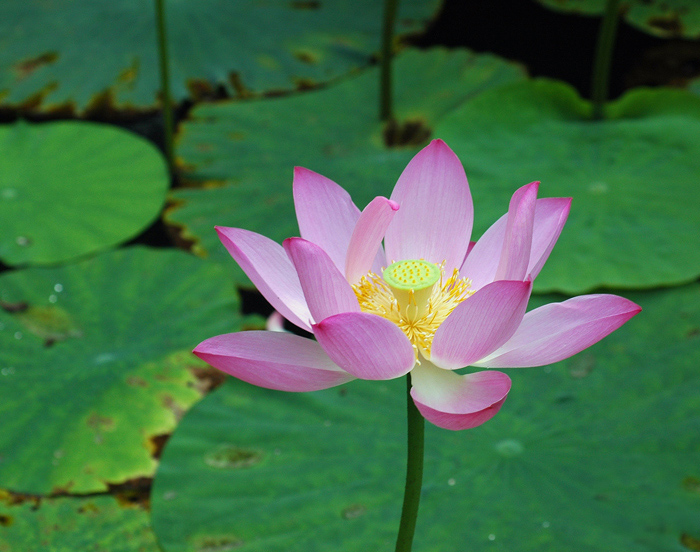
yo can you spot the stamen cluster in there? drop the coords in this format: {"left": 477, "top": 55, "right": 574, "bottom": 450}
{"left": 353, "top": 265, "right": 474, "bottom": 359}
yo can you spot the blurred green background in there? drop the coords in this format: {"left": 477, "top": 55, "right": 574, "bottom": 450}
{"left": 1, "top": 1, "right": 699, "bottom": 550}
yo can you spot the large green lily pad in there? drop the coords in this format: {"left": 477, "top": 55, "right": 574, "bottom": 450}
{"left": 0, "top": 121, "right": 168, "bottom": 266}
{"left": 0, "top": 0, "right": 439, "bottom": 114}
{"left": 151, "top": 284, "right": 700, "bottom": 552}
{"left": 166, "top": 48, "right": 526, "bottom": 283}
{"left": 0, "top": 246, "right": 244, "bottom": 494}
{"left": 534, "top": 0, "right": 700, "bottom": 39}
{"left": 436, "top": 79, "right": 700, "bottom": 292}
{"left": 0, "top": 493, "right": 159, "bottom": 552}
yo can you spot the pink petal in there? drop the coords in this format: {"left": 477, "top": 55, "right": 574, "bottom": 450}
{"left": 345, "top": 197, "right": 399, "bottom": 284}
{"left": 293, "top": 167, "right": 360, "bottom": 274}
{"left": 475, "top": 294, "right": 642, "bottom": 368}
{"left": 370, "top": 246, "right": 388, "bottom": 276}
{"left": 527, "top": 198, "right": 571, "bottom": 281}
{"left": 461, "top": 197, "right": 571, "bottom": 291}
{"left": 494, "top": 182, "right": 539, "bottom": 281}
{"left": 459, "top": 213, "right": 505, "bottom": 291}
{"left": 431, "top": 280, "right": 532, "bottom": 369}
{"left": 313, "top": 312, "right": 415, "bottom": 380}
{"left": 385, "top": 140, "right": 473, "bottom": 272}
{"left": 410, "top": 362, "right": 511, "bottom": 430}
{"left": 216, "top": 226, "right": 312, "bottom": 331}
{"left": 283, "top": 238, "right": 360, "bottom": 323}
{"left": 193, "top": 331, "right": 354, "bottom": 392}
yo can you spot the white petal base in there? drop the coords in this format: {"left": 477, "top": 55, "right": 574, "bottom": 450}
{"left": 410, "top": 362, "right": 511, "bottom": 430}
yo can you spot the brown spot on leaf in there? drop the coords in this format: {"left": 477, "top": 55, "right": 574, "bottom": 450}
{"left": 50, "top": 481, "right": 75, "bottom": 495}
{"left": 0, "top": 489, "right": 41, "bottom": 508}
{"left": 290, "top": 1, "right": 320, "bottom": 9}
{"left": 683, "top": 476, "right": 700, "bottom": 495}
{"left": 117, "top": 60, "right": 139, "bottom": 87}
{"left": 107, "top": 477, "right": 152, "bottom": 509}
{"left": 383, "top": 118, "right": 432, "bottom": 148}
{"left": 85, "top": 89, "right": 116, "bottom": 118}
{"left": 205, "top": 445, "right": 264, "bottom": 469}
{"left": 195, "top": 535, "right": 244, "bottom": 551}
{"left": 190, "top": 365, "right": 227, "bottom": 394}
{"left": 228, "top": 72, "right": 252, "bottom": 99}
{"left": 14, "top": 83, "right": 58, "bottom": 112}
{"left": 648, "top": 14, "right": 684, "bottom": 37}
{"left": 162, "top": 199, "right": 207, "bottom": 257}
{"left": 256, "top": 54, "right": 281, "bottom": 71}
{"left": 162, "top": 394, "right": 186, "bottom": 421}
{"left": 293, "top": 49, "right": 320, "bottom": 64}
{"left": 0, "top": 301, "right": 28, "bottom": 313}
{"left": 16, "top": 305, "right": 82, "bottom": 344}
{"left": 0, "top": 514, "right": 13, "bottom": 526}
{"left": 86, "top": 413, "right": 115, "bottom": 436}
{"left": 681, "top": 533, "right": 700, "bottom": 551}
{"left": 81, "top": 89, "right": 158, "bottom": 120}
{"left": 13, "top": 52, "right": 58, "bottom": 80}
{"left": 293, "top": 76, "right": 318, "bottom": 90}
{"left": 126, "top": 376, "right": 148, "bottom": 388}
{"left": 77, "top": 502, "right": 100, "bottom": 514}
{"left": 149, "top": 433, "right": 171, "bottom": 460}
{"left": 187, "top": 79, "right": 216, "bottom": 102}
{"left": 686, "top": 327, "right": 700, "bottom": 339}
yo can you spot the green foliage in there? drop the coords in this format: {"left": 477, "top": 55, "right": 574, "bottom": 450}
{"left": 151, "top": 284, "right": 700, "bottom": 552}
{"left": 437, "top": 79, "right": 700, "bottom": 292}
{"left": 0, "top": 494, "right": 159, "bottom": 552}
{"left": 0, "top": 247, "right": 243, "bottom": 494}
{"left": 0, "top": 122, "right": 168, "bottom": 266}
{"left": 167, "top": 48, "right": 526, "bottom": 285}
{"left": 0, "top": 0, "right": 440, "bottom": 113}
{"left": 169, "top": 54, "right": 700, "bottom": 293}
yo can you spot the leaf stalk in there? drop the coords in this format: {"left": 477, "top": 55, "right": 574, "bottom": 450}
{"left": 591, "top": 0, "right": 622, "bottom": 120}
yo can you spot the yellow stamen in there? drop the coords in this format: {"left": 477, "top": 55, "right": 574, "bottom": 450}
{"left": 353, "top": 261, "right": 474, "bottom": 359}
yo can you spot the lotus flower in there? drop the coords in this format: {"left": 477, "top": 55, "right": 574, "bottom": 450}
{"left": 194, "top": 140, "right": 640, "bottom": 430}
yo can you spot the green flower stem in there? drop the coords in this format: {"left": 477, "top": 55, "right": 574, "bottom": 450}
{"left": 395, "top": 374, "right": 425, "bottom": 552}
{"left": 380, "top": 0, "right": 399, "bottom": 122}
{"left": 591, "top": 0, "right": 622, "bottom": 120}
{"left": 155, "top": 0, "right": 175, "bottom": 170}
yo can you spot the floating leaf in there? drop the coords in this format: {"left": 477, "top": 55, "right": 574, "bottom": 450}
{"left": 0, "top": 493, "right": 159, "bottom": 552}
{"left": 435, "top": 79, "right": 700, "bottom": 292}
{"left": 0, "top": 122, "right": 168, "bottom": 266}
{"left": 151, "top": 284, "right": 700, "bottom": 552}
{"left": 534, "top": 0, "right": 700, "bottom": 39}
{"left": 0, "top": 0, "right": 439, "bottom": 113}
{"left": 0, "top": 247, "right": 243, "bottom": 494}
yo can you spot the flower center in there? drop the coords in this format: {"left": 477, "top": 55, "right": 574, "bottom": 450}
{"left": 383, "top": 260, "right": 441, "bottom": 320}
{"left": 352, "top": 259, "right": 474, "bottom": 359}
